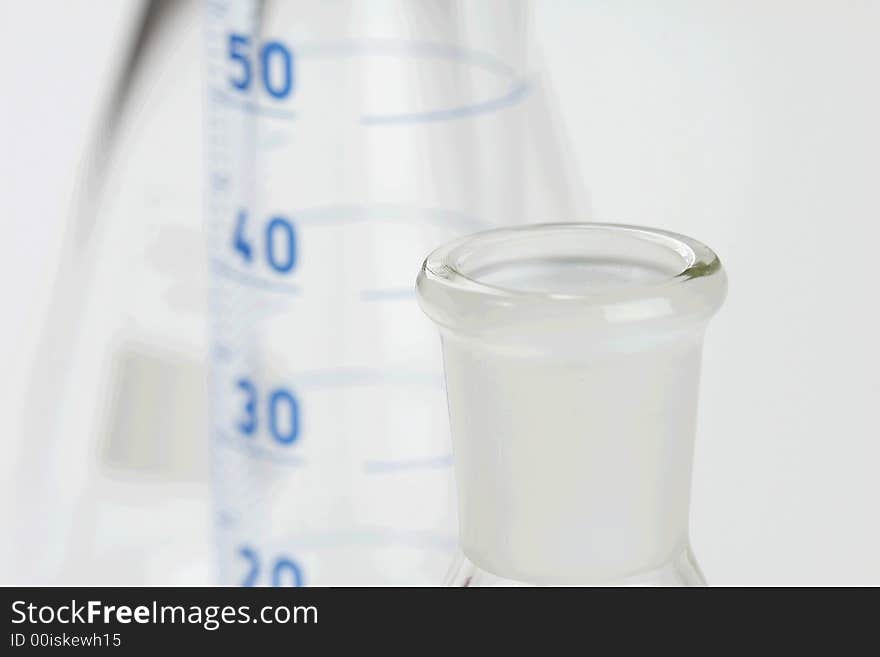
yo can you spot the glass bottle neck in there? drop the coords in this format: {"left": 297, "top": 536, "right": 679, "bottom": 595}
{"left": 446, "top": 545, "right": 707, "bottom": 587}
{"left": 444, "top": 330, "right": 705, "bottom": 584}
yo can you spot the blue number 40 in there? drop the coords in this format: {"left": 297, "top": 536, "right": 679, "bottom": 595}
{"left": 233, "top": 210, "right": 297, "bottom": 274}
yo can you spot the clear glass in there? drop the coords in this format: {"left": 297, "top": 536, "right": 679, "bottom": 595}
{"left": 203, "top": 1, "right": 587, "bottom": 585}
{"left": 416, "top": 223, "right": 727, "bottom": 586}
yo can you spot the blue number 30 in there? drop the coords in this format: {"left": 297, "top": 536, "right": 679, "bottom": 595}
{"left": 235, "top": 378, "right": 299, "bottom": 445}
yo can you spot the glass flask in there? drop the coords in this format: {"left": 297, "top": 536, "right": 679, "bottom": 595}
{"left": 204, "top": 1, "right": 587, "bottom": 584}
{"left": 416, "top": 224, "right": 727, "bottom": 586}
{"left": 17, "top": 0, "right": 211, "bottom": 584}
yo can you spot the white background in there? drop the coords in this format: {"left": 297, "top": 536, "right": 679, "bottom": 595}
{"left": 2, "top": 0, "right": 878, "bottom": 585}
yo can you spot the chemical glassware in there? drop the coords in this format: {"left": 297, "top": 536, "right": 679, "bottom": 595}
{"left": 416, "top": 224, "right": 727, "bottom": 586}
{"left": 16, "top": 0, "right": 211, "bottom": 584}
{"left": 204, "top": 0, "right": 587, "bottom": 585}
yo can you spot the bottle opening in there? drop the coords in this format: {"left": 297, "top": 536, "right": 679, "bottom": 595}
{"left": 417, "top": 223, "right": 726, "bottom": 334}
{"left": 439, "top": 223, "right": 709, "bottom": 297}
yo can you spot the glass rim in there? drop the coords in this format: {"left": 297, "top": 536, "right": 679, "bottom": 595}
{"left": 416, "top": 222, "right": 727, "bottom": 335}
{"left": 421, "top": 222, "right": 723, "bottom": 300}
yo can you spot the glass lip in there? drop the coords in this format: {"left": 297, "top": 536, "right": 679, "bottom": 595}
{"left": 421, "top": 222, "right": 723, "bottom": 302}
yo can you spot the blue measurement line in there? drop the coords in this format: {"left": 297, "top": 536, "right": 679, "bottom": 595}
{"left": 246, "top": 529, "right": 456, "bottom": 551}
{"left": 295, "top": 39, "right": 517, "bottom": 79}
{"left": 363, "top": 79, "right": 530, "bottom": 126}
{"left": 360, "top": 288, "right": 415, "bottom": 301}
{"left": 283, "top": 368, "right": 442, "bottom": 388}
{"left": 206, "top": 361, "right": 441, "bottom": 388}
{"left": 211, "top": 259, "right": 301, "bottom": 294}
{"left": 290, "top": 204, "right": 485, "bottom": 232}
{"left": 211, "top": 39, "right": 528, "bottom": 125}
{"left": 363, "top": 454, "right": 453, "bottom": 474}
{"left": 215, "top": 430, "right": 305, "bottom": 467}
{"left": 210, "top": 88, "right": 298, "bottom": 120}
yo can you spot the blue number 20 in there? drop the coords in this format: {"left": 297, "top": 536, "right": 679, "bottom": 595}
{"left": 239, "top": 546, "right": 303, "bottom": 587}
